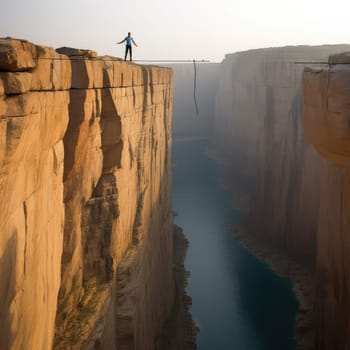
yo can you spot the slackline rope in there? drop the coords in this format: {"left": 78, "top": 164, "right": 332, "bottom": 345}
{"left": 193, "top": 60, "right": 199, "bottom": 116}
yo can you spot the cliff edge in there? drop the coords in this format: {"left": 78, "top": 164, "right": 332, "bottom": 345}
{"left": 303, "top": 54, "right": 350, "bottom": 350}
{"left": 0, "top": 38, "right": 181, "bottom": 350}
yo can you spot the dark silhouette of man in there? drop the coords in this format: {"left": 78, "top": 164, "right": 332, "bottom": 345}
{"left": 118, "top": 32, "right": 138, "bottom": 61}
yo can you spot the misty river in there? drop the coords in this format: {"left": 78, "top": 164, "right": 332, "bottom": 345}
{"left": 172, "top": 139, "right": 298, "bottom": 350}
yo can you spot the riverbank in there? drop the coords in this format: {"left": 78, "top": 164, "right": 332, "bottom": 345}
{"left": 231, "top": 221, "right": 314, "bottom": 350}
{"left": 156, "top": 225, "right": 198, "bottom": 349}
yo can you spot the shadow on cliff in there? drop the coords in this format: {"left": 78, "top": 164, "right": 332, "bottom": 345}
{"left": 56, "top": 59, "right": 123, "bottom": 348}
{"left": 60, "top": 61, "right": 124, "bottom": 285}
{"left": 111, "top": 73, "right": 178, "bottom": 348}
{"left": 62, "top": 63, "right": 89, "bottom": 184}
{"left": 113, "top": 157, "right": 176, "bottom": 349}
{"left": 100, "top": 69, "right": 123, "bottom": 172}
{"left": 0, "top": 232, "right": 17, "bottom": 349}
{"left": 81, "top": 68, "right": 123, "bottom": 283}
{"left": 56, "top": 61, "right": 178, "bottom": 349}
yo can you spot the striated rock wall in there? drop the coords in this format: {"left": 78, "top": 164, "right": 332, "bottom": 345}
{"left": 0, "top": 38, "right": 71, "bottom": 350}
{"left": 303, "top": 55, "right": 350, "bottom": 350}
{"left": 213, "top": 44, "right": 350, "bottom": 349}
{"left": 213, "top": 45, "right": 350, "bottom": 265}
{"left": 0, "top": 38, "right": 174, "bottom": 350}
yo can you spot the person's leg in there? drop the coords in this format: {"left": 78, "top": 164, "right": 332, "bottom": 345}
{"left": 124, "top": 46, "right": 128, "bottom": 60}
{"left": 129, "top": 45, "right": 132, "bottom": 61}
{"left": 125, "top": 45, "right": 132, "bottom": 61}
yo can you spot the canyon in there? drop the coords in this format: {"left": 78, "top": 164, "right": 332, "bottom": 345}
{"left": 1, "top": 35, "right": 350, "bottom": 350}
{"left": 0, "top": 38, "right": 193, "bottom": 350}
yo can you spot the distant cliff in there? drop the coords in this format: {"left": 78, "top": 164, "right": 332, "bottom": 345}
{"left": 214, "top": 45, "right": 350, "bottom": 264}
{"left": 0, "top": 38, "right": 179, "bottom": 350}
{"left": 303, "top": 53, "right": 350, "bottom": 350}
{"left": 212, "top": 44, "right": 350, "bottom": 349}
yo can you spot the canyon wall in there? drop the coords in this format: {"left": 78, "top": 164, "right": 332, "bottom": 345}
{"left": 0, "top": 38, "right": 175, "bottom": 350}
{"left": 303, "top": 53, "right": 350, "bottom": 350}
{"left": 213, "top": 45, "right": 350, "bottom": 265}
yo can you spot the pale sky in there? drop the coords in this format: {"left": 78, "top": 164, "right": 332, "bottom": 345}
{"left": 1, "top": 0, "right": 349, "bottom": 62}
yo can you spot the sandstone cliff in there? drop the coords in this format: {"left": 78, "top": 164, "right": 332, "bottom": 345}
{"left": 214, "top": 45, "right": 350, "bottom": 264}
{"left": 213, "top": 45, "right": 350, "bottom": 349}
{"left": 303, "top": 54, "right": 350, "bottom": 350}
{"left": 0, "top": 38, "right": 176, "bottom": 350}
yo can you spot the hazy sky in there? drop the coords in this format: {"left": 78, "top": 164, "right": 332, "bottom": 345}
{"left": 1, "top": 0, "right": 349, "bottom": 62}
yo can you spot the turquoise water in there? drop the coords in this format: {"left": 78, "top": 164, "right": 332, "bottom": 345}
{"left": 172, "top": 139, "right": 298, "bottom": 350}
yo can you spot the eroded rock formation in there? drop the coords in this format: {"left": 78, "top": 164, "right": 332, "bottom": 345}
{"left": 303, "top": 54, "right": 350, "bottom": 350}
{"left": 0, "top": 38, "right": 179, "bottom": 350}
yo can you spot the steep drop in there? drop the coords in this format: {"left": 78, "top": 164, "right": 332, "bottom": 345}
{"left": 0, "top": 38, "right": 179, "bottom": 350}
{"left": 303, "top": 54, "right": 350, "bottom": 350}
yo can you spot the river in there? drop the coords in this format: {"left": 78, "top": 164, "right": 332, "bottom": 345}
{"left": 172, "top": 139, "right": 298, "bottom": 350}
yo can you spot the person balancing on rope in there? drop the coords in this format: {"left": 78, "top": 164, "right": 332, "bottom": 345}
{"left": 117, "top": 32, "right": 138, "bottom": 61}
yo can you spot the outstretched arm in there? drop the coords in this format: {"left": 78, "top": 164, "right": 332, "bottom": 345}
{"left": 132, "top": 38, "right": 138, "bottom": 47}
{"left": 117, "top": 38, "right": 126, "bottom": 44}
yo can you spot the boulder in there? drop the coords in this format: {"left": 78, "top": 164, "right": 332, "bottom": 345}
{"left": 56, "top": 46, "right": 97, "bottom": 58}
{"left": 0, "top": 38, "right": 37, "bottom": 71}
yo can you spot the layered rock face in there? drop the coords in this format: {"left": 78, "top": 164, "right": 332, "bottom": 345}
{"left": 303, "top": 54, "right": 350, "bottom": 350}
{"left": 0, "top": 38, "right": 70, "bottom": 350}
{"left": 214, "top": 45, "right": 350, "bottom": 264}
{"left": 0, "top": 38, "right": 174, "bottom": 350}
